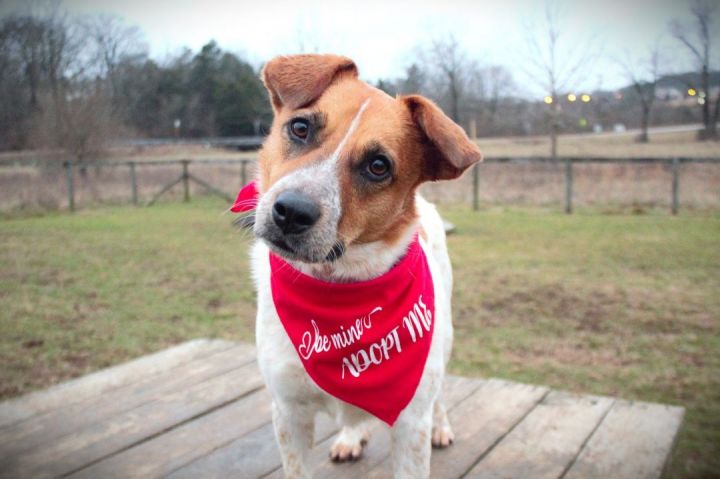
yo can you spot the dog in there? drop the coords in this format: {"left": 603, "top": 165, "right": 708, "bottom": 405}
{"left": 247, "top": 54, "right": 482, "bottom": 478}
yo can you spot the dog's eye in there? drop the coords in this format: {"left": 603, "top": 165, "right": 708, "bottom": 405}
{"left": 289, "top": 118, "right": 309, "bottom": 141}
{"left": 366, "top": 155, "right": 391, "bottom": 179}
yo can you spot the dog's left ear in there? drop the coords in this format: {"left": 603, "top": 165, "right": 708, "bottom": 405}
{"left": 262, "top": 54, "right": 358, "bottom": 111}
{"left": 402, "top": 95, "right": 483, "bottom": 181}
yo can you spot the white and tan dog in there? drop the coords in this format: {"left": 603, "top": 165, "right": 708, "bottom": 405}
{"left": 250, "top": 54, "right": 482, "bottom": 478}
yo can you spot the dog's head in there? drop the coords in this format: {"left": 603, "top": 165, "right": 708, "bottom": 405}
{"left": 253, "top": 54, "right": 482, "bottom": 264}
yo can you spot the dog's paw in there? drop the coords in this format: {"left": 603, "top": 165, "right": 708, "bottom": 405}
{"left": 329, "top": 426, "right": 369, "bottom": 462}
{"left": 431, "top": 425, "right": 454, "bottom": 448}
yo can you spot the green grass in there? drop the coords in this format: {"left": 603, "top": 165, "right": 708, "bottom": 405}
{"left": 1, "top": 199, "right": 718, "bottom": 478}
{"left": 0, "top": 199, "right": 257, "bottom": 397}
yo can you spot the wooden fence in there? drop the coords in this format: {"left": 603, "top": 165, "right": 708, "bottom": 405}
{"left": 471, "top": 157, "right": 719, "bottom": 214}
{"left": 54, "top": 157, "right": 720, "bottom": 214}
{"left": 62, "top": 158, "right": 252, "bottom": 212}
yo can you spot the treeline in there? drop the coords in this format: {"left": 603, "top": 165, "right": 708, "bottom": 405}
{"left": 0, "top": 4, "right": 716, "bottom": 158}
{"left": 0, "top": 5, "right": 526, "bottom": 156}
{"left": 0, "top": 6, "right": 528, "bottom": 157}
{"left": 373, "top": 55, "right": 530, "bottom": 138}
{"left": 116, "top": 41, "right": 271, "bottom": 138}
{"left": 0, "top": 7, "right": 271, "bottom": 155}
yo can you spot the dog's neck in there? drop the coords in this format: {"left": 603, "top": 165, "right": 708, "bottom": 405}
{"left": 287, "top": 221, "right": 419, "bottom": 283}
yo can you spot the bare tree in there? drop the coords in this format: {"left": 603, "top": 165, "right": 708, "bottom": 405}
{"left": 1, "top": 4, "right": 86, "bottom": 148}
{"left": 479, "top": 65, "right": 515, "bottom": 131}
{"left": 39, "top": 4, "right": 84, "bottom": 111}
{"left": 424, "top": 35, "right": 473, "bottom": 123}
{"left": 413, "top": 39, "right": 514, "bottom": 135}
{"left": 618, "top": 42, "right": 661, "bottom": 143}
{"left": 671, "top": 0, "right": 719, "bottom": 139}
{"left": 523, "top": 1, "right": 597, "bottom": 158}
{"left": 31, "top": 85, "right": 125, "bottom": 163}
{"left": 0, "top": 16, "right": 45, "bottom": 110}
{"left": 84, "top": 14, "right": 146, "bottom": 104}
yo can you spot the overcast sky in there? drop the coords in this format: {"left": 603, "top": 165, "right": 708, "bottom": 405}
{"left": 0, "top": 0, "right": 707, "bottom": 97}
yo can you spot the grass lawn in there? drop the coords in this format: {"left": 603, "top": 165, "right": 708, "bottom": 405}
{"left": 1, "top": 198, "right": 718, "bottom": 478}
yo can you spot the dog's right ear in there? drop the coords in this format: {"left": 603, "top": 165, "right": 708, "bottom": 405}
{"left": 262, "top": 54, "right": 358, "bottom": 112}
{"left": 402, "top": 95, "right": 483, "bottom": 181}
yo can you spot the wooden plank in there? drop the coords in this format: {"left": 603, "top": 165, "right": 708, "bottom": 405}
{"left": 564, "top": 400, "right": 685, "bottom": 479}
{"left": 463, "top": 391, "right": 615, "bottom": 479}
{"left": 0, "top": 339, "right": 237, "bottom": 428}
{"left": 0, "top": 344, "right": 255, "bottom": 457}
{"left": 262, "top": 376, "right": 484, "bottom": 479}
{"left": 68, "top": 388, "right": 274, "bottom": 479}
{"left": 170, "top": 422, "right": 277, "bottom": 479}
{"left": 363, "top": 379, "right": 548, "bottom": 479}
{"left": 165, "top": 412, "right": 337, "bottom": 479}
{"left": 1, "top": 361, "right": 264, "bottom": 479}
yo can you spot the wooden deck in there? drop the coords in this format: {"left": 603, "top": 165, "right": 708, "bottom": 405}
{"left": 0, "top": 339, "right": 684, "bottom": 479}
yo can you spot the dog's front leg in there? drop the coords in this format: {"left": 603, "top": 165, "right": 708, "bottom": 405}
{"left": 272, "top": 400, "right": 314, "bottom": 479}
{"left": 390, "top": 409, "right": 433, "bottom": 479}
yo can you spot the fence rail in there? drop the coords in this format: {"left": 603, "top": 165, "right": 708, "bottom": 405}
{"left": 61, "top": 158, "right": 252, "bottom": 211}
{"left": 476, "top": 156, "right": 720, "bottom": 215}
{"left": 3, "top": 156, "right": 716, "bottom": 214}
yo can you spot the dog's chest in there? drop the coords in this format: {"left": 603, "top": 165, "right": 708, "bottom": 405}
{"left": 251, "top": 197, "right": 450, "bottom": 419}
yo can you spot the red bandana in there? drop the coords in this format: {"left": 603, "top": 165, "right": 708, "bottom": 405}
{"left": 269, "top": 238, "right": 435, "bottom": 426}
{"left": 231, "top": 181, "right": 259, "bottom": 212}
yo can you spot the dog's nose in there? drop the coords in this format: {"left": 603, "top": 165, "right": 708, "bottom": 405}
{"left": 272, "top": 191, "right": 321, "bottom": 234}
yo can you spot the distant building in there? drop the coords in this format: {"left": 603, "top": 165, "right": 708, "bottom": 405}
{"left": 655, "top": 87, "right": 683, "bottom": 101}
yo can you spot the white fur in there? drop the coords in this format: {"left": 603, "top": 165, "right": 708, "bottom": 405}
{"left": 253, "top": 195, "right": 453, "bottom": 478}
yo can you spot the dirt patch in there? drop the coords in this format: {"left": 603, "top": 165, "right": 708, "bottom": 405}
{"left": 22, "top": 339, "right": 44, "bottom": 349}
{"left": 506, "top": 341, "right": 635, "bottom": 369}
{"left": 478, "top": 283, "right": 622, "bottom": 332}
{"left": 206, "top": 297, "right": 222, "bottom": 310}
{"left": 470, "top": 282, "right": 718, "bottom": 337}
{"left": 0, "top": 383, "right": 22, "bottom": 398}
{"left": 62, "top": 352, "right": 92, "bottom": 369}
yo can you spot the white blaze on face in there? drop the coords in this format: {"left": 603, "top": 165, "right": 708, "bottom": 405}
{"left": 329, "top": 98, "right": 371, "bottom": 166}
{"left": 255, "top": 98, "right": 372, "bottom": 261}
{"left": 315, "top": 97, "right": 371, "bottom": 231}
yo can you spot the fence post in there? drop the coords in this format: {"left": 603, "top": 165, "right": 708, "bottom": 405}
{"left": 564, "top": 158, "right": 573, "bottom": 214}
{"left": 468, "top": 118, "right": 479, "bottom": 211}
{"left": 472, "top": 163, "right": 480, "bottom": 211}
{"left": 182, "top": 160, "right": 190, "bottom": 202}
{"left": 672, "top": 158, "right": 679, "bottom": 215}
{"left": 129, "top": 162, "right": 138, "bottom": 205}
{"left": 241, "top": 160, "right": 247, "bottom": 186}
{"left": 65, "top": 161, "right": 75, "bottom": 212}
